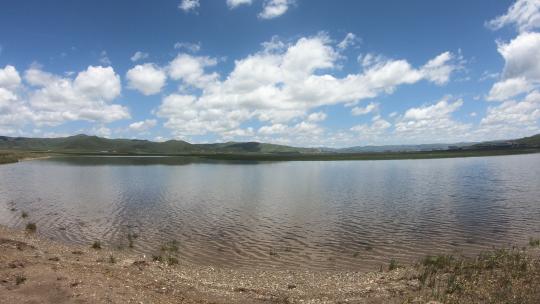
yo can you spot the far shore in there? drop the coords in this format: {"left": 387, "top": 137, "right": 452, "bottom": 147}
{"left": 2, "top": 224, "right": 540, "bottom": 303}
{"left": 1, "top": 147, "right": 540, "bottom": 165}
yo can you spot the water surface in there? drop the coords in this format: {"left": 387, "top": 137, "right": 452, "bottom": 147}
{"left": 1, "top": 154, "right": 540, "bottom": 271}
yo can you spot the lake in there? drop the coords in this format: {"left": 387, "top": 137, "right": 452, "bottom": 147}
{"left": 1, "top": 153, "right": 540, "bottom": 272}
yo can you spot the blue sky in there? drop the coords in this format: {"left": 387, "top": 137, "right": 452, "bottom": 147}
{"left": 1, "top": 0, "right": 539, "bottom": 147}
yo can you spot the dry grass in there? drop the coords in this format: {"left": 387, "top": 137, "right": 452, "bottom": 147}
{"left": 405, "top": 247, "right": 540, "bottom": 303}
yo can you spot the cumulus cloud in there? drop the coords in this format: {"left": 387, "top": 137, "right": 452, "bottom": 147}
{"left": 129, "top": 119, "right": 157, "bottom": 132}
{"left": 259, "top": 0, "right": 293, "bottom": 19}
{"left": 174, "top": 42, "right": 201, "bottom": 53}
{"left": 25, "top": 66, "right": 128, "bottom": 125}
{"left": 479, "top": 90, "right": 540, "bottom": 137}
{"left": 0, "top": 65, "right": 129, "bottom": 135}
{"left": 351, "top": 102, "right": 379, "bottom": 116}
{"left": 90, "top": 125, "right": 112, "bottom": 138}
{"left": 487, "top": 32, "right": 540, "bottom": 101}
{"left": 257, "top": 121, "right": 323, "bottom": 139}
{"left": 99, "top": 51, "right": 111, "bottom": 66}
{"left": 126, "top": 63, "right": 167, "bottom": 95}
{"left": 350, "top": 116, "right": 391, "bottom": 138}
{"left": 0, "top": 65, "right": 21, "bottom": 90}
{"left": 420, "top": 51, "right": 459, "bottom": 85}
{"left": 394, "top": 98, "right": 471, "bottom": 142}
{"left": 487, "top": 77, "right": 532, "bottom": 101}
{"left": 307, "top": 111, "right": 327, "bottom": 122}
{"left": 498, "top": 32, "right": 540, "bottom": 82}
{"left": 179, "top": 0, "right": 200, "bottom": 13}
{"left": 130, "top": 51, "right": 149, "bottom": 62}
{"left": 168, "top": 54, "right": 218, "bottom": 89}
{"left": 227, "top": 0, "right": 252, "bottom": 9}
{"left": 156, "top": 34, "right": 458, "bottom": 140}
{"left": 486, "top": 0, "right": 540, "bottom": 32}
{"left": 337, "top": 33, "right": 359, "bottom": 50}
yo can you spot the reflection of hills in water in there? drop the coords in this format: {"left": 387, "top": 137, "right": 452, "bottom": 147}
{"left": 45, "top": 156, "right": 269, "bottom": 166}
{"left": 1, "top": 154, "right": 540, "bottom": 272}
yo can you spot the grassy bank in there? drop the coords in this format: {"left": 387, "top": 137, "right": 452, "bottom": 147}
{"left": 0, "top": 151, "right": 48, "bottom": 164}
{"left": 405, "top": 245, "right": 540, "bottom": 303}
{"left": 2, "top": 147, "right": 540, "bottom": 164}
{"left": 195, "top": 147, "right": 540, "bottom": 161}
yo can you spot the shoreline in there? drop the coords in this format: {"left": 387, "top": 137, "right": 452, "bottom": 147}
{"left": 2, "top": 225, "right": 540, "bottom": 303}
{"left": 0, "top": 225, "right": 418, "bottom": 303}
{"left": 1, "top": 148, "right": 540, "bottom": 165}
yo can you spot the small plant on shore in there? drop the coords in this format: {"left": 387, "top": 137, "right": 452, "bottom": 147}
{"left": 127, "top": 232, "right": 138, "bottom": 248}
{"left": 412, "top": 247, "right": 540, "bottom": 303}
{"left": 108, "top": 255, "right": 116, "bottom": 264}
{"left": 529, "top": 237, "right": 540, "bottom": 247}
{"left": 15, "top": 275, "right": 26, "bottom": 285}
{"left": 388, "top": 259, "right": 399, "bottom": 270}
{"left": 167, "top": 256, "right": 179, "bottom": 265}
{"left": 25, "top": 222, "right": 37, "bottom": 232}
{"left": 160, "top": 240, "right": 179, "bottom": 252}
{"left": 91, "top": 240, "right": 102, "bottom": 250}
{"left": 152, "top": 255, "right": 163, "bottom": 262}
{"left": 21, "top": 211, "right": 28, "bottom": 218}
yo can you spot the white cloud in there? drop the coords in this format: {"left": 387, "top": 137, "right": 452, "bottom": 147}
{"left": 258, "top": 123, "right": 288, "bottom": 135}
{"left": 394, "top": 98, "right": 471, "bottom": 142}
{"left": 487, "top": 32, "right": 540, "bottom": 101}
{"left": 179, "top": 0, "right": 200, "bottom": 13}
{"left": 481, "top": 90, "right": 540, "bottom": 131}
{"left": 126, "top": 63, "right": 167, "bottom": 95}
{"left": 257, "top": 121, "right": 323, "bottom": 138}
{"left": 90, "top": 125, "right": 112, "bottom": 138}
{"left": 358, "top": 53, "right": 387, "bottom": 69}
{"left": 498, "top": 31, "right": 540, "bottom": 82}
{"left": 350, "top": 116, "right": 392, "bottom": 141}
{"left": 174, "top": 42, "right": 201, "bottom": 53}
{"left": 157, "top": 34, "right": 458, "bottom": 140}
{"left": 227, "top": 0, "right": 252, "bottom": 9}
{"left": 0, "top": 65, "right": 129, "bottom": 135}
{"left": 99, "top": 51, "right": 111, "bottom": 66}
{"left": 486, "top": 0, "right": 540, "bottom": 32}
{"left": 420, "top": 51, "right": 457, "bottom": 85}
{"left": 168, "top": 54, "right": 218, "bottom": 88}
{"left": 259, "top": 0, "right": 293, "bottom": 19}
{"left": 0, "top": 88, "right": 17, "bottom": 109}
{"left": 307, "top": 111, "right": 327, "bottom": 122}
{"left": 487, "top": 77, "right": 532, "bottom": 101}
{"left": 24, "top": 65, "right": 129, "bottom": 126}
{"left": 130, "top": 51, "right": 149, "bottom": 62}
{"left": 337, "top": 33, "right": 359, "bottom": 50}
{"left": 129, "top": 119, "right": 157, "bottom": 132}
{"left": 0, "top": 65, "right": 21, "bottom": 91}
{"left": 351, "top": 102, "right": 379, "bottom": 116}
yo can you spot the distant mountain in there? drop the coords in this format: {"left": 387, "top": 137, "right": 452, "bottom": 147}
{"left": 0, "top": 133, "right": 539, "bottom": 155}
{"left": 336, "top": 143, "right": 476, "bottom": 153}
{"left": 0, "top": 134, "right": 316, "bottom": 154}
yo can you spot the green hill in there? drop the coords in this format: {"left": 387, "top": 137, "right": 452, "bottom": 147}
{"left": 0, "top": 134, "right": 314, "bottom": 154}
{"left": 515, "top": 134, "right": 540, "bottom": 147}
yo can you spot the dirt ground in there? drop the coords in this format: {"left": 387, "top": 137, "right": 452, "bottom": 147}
{"left": 0, "top": 225, "right": 433, "bottom": 304}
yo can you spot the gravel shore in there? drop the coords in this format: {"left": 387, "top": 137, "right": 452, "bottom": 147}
{"left": 0, "top": 225, "right": 427, "bottom": 304}
{"left": 4, "top": 224, "right": 540, "bottom": 303}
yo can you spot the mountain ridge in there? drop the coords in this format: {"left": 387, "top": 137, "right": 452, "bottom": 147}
{"left": 0, "top": 133, "right": 539, "bottom": 155}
